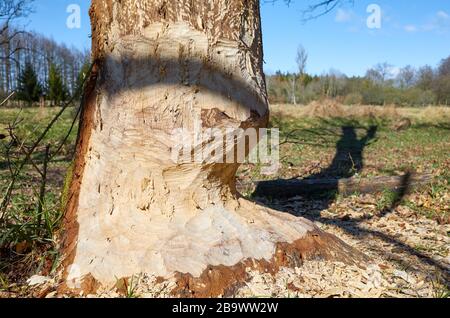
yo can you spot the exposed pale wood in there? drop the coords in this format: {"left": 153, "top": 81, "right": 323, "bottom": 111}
{"left": 60, "top": 0, "right": 367, "bottom": 294}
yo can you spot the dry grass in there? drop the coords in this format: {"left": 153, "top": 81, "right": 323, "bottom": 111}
{"left": 271, "top": 100, "right": 450, "bottom": 125}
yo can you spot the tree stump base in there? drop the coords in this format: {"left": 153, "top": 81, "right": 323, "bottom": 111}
{"left": 60, "top": 197, "right": 368, "bottom": 297}
{"left": 172, "top": 227, "right": 368, "bottom": 297}
{"left": 58, "top": 0, "right": 369, "bottom": 298}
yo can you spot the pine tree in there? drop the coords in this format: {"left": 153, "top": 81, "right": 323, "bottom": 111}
{"left": 16, "top": 62, "right": 42, "bottom": 106}
{"left": 47, "top": 63, "right": 68, "bottom": 106}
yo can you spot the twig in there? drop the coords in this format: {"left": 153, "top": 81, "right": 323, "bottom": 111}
{"left": 0, "top": 91, "right": 15, "bottom": 106}
{"left": 49, "top": 102, "right": 82, "bottom": 161}
{"left": 0, "top": 63, "right": 94, "bottom": 220}
{"left": 27, "top": 155, "right": 43, "bottom": 177}
{"left": 36, "top": 144, "right": 50, "bottom": 235}
{"left": 2, "top": 109, "right": 25, "bottom": 178}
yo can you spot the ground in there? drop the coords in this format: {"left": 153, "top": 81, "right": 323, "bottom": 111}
{"left": 0, "top": 102, "right": 449, "bottom": 298}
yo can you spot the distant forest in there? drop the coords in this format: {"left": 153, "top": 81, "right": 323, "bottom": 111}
{"left": 1, "top": 28, "right": 450, "bottom": 107}
{"left": 0, "top": 27, "right": 90, "bottom": 105}
{"left": 267, "top": 57, "right": 450, "bottom": 106}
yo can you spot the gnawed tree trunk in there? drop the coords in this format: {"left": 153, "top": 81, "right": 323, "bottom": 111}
{"left": 60, "top": 0, "right": 367, "bottom": 297}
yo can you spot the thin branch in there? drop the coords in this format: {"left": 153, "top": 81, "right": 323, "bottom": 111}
{"left": 0, "top": 91, "right": 15, "bottom": 107}
{"left": 0, "top": 63, "right": 93, "bottom": 220}
{"left": 36, "top": 144, "right": 50, "bottom": 235}
{"left": 302, "top": 0, "right": 349, "bottom": 21}
{"left": 49, "top": 103, "right": 82, "bottom": 161}
{"left": 261, "top": 0, "right": 350, "bottom": 22}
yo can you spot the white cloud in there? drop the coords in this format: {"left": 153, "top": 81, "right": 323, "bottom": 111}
{"left": 335, "top": 9, "right": 353, "bottom": 23}
{"left": 437, "top": 10, "right": 449, "bottom": 19}
{"left": 404, "top": 25, "right": 417, "bottom": 32}
{"left": 420, "top": 11, "right": 450, "bottom": 33}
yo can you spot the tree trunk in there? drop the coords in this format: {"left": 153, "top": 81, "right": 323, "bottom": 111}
{"left": 60, "top": 0, "right": 367, "bottom": 297}
{"left": 291, "top": 76, "right": 296, "bottom": 104}
{"left": 4, "top": 29, "right": 11, "bottom": 93}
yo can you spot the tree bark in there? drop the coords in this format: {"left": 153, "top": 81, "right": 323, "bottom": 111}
{"left": 60, "top": 0, "right": 367, "bottom": 297}
{"left": 4, "top": 28, "right": 11, "bottom": 93}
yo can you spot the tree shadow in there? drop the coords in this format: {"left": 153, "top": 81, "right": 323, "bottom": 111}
{"left": 255, "top": 121, "right": 379, "bottom": 197}
{"left": 252, "top": 120, "right": 449, "bottom": 285}
{"left": 412, "top": 122, "right": 450, "bottom": 131}
{"left": 307, "top": 124, "right": 377, "bottom": 179}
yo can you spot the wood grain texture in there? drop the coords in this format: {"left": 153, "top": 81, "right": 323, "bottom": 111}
{"left": 60, "top": 1, "right": 366, "bottom": 294}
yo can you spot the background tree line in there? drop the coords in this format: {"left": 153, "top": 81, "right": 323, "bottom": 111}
{"left": 1, "top": 26, "right": 90, "bottom": 106}
{"left": 2, "top": 24, "right": 450, "bottom": 108}
{"left": 267, "top": 45, "right": 450, "bottom": 106}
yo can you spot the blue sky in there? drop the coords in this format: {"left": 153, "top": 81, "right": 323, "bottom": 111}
{"left": 21, "top": 0, "right": 450, "bottom": 76}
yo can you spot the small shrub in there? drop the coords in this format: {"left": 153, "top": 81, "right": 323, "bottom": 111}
{"left": 343, "top": 93, "right": 363, "bottom": 105}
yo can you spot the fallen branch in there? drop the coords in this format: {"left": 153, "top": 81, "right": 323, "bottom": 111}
{"left": 242, "top": 173, "right": 433, "bottom": 198}
{"left": 0, "top": 91, "right": 15, "bottom": 107}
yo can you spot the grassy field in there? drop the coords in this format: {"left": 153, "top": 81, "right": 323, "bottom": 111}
{"left": 240, "top": 103, "right": 449, "bottom": 221}
{"left": 0, "top": 106, "right": 78, "bottom": 289}
{"left": 0, "top": 103, "right": 449, "bottom": 297}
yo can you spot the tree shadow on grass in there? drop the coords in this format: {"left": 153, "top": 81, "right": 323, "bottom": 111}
{"left": 307, "top": 124, "right": 377, "bottom": 179}
{"left": 252, "top": 119, "right": 449, "bottom": 286}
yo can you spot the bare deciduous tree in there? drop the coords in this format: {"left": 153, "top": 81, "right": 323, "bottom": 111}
{"left": 0, "top": 0, "right": 33, "bottom": 59}
{"left": 296, "top": 45, "right": 308, "bottom": 76}
{"left": 295, "top": 44, "right": 308, "bottom": 101}
{"left": 0, "top": 30, "right": 89, "bottom": 98}
{"left": 366, "top": 62, "right": 393, "bottom": 84}
{"left": 0, "top": 0, "right": 33, "bottom": 94}
{"left": 435, "top": 57, "right": 450, "bottom": 104}
{"left": 397, "top": 65, "right": 416, "bottom": 88}
{"left": 290, "top": 45, "right": 308, "bottom": 105}
{"left": 416, "top": 65, "right": 434, "bottom": 90}
{"left": 290, "top": 74, "right": 297, "bottom": 104}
